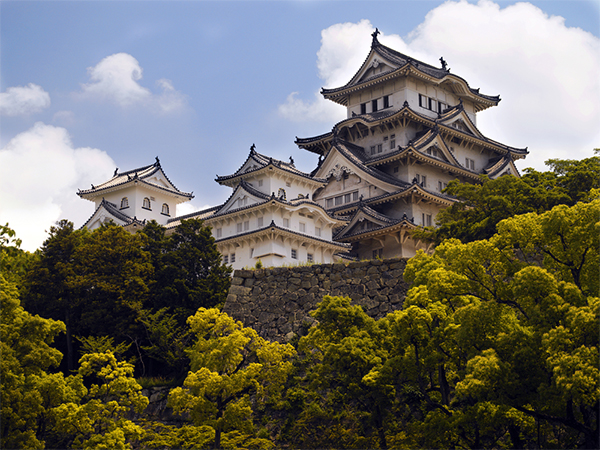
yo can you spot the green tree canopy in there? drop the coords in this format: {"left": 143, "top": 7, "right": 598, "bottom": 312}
{"left": 169, "top": 308, "right": 295, "bottom": 449}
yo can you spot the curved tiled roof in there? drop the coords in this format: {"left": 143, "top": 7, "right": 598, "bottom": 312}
{"left": 216, "top": 147, "right": 326, "bottom": 185}
{"left": 322, "top": 34, "right": 500, "bottom": 107}
{"left": 215, "top": 220, "right": 350, "bottom": 250}
{"left": 81, "top": 198, "right": 145, "bottom": 230}
{"left": 206, "top": 181, "right": 344, "bottom": 224}
{"left": 333, "top": 203, "right": 417, "bottom": 241}
{"left": 324, "top": 138, "right": 411, "bottom": 189}
{"left": 78, "top": 158, "right": 194, "bottom": 200}
{"left": 297, "top": 102, "right": 528, "bottom": 161}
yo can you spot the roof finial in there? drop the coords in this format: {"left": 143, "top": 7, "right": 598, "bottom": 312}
{"left": 155, "top": 156, "right": 160, "bottom": 166}
{"left": 250, "top": 143, "right": 256, "bottom": 153}
{"left": 371, "top": 28, "right": 380, "bottom": 46}
{"left": 289, "top": 156, "right": 294, "bottom": 165}
{"left": 439, "top": 57, "right": 448, "bottom": 71}
{"left": 113, "top": 167, "right": 118, "bottom": 177}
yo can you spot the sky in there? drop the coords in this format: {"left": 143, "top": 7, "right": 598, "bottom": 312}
{"left": 1, "top": 0, "right": 599, "bottom": 252}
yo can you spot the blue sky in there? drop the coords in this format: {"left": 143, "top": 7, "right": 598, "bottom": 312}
{"left": 1, "top": 0, "right": 599, "bottom": 251}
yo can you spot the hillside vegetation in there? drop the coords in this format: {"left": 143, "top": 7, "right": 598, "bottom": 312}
{"left": 1, "top": 155, "right": 598, "bottom": 449}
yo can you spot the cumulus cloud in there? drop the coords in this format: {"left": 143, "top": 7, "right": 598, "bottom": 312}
{"left": 0, "top": 123, "right": 116, "bottom": 251}
{"left": 0, "top": 83, "right": 51, "bottom": 116}
{"left": 78, "top": 53, "right": 187, "bottom": 113}
{"left": 279, "top": 1, "right": 600, "bottom": 170}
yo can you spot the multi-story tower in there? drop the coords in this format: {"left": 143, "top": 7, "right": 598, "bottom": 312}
{"left": 296, "top": 30, "right": 528, "bottom": 259}
{"left": 167, "top": 146, "right": 349, "bottom": 270}
{"left": 78, "top": 157, "right": 194, "bottom": 232}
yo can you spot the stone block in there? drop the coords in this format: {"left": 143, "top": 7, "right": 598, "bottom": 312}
{"left": 231, "top": 277, "right": 244, "bottom": 286}
{"left": 229, "top": 285, "right": 251, "bottom": 296}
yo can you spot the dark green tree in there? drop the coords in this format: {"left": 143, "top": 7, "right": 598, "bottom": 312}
{"left": 22, "top": 221, "right": 152, "bottom": 372}
{"left": 143, "top": 218, "right": 232, "bottom": 325}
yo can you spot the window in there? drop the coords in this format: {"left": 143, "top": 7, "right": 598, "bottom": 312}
{"left": 258, "top": 179, "right": 263, "bottom": 187}
{"left": 257, "top": 217, "right": 263, "bottom": 227}
{"left": 373, "top": 248, "right": 383, "bottom": 259}
{"left": 291, "top": 249, "right": 297, "bottom": 259}
{"left": 143, "top": 197, "right": 151, "bottom": 210}
{"left": 419, "top": 94, "right": 428, "bottom": 108}
{"left": 360, "top": 103, "right": 367, "bottom": 114}
{"left": 231, "top": 253, "right": 236, "bottom": 263}
{"left": 370, "top": 146, "right": 376, "bottom": 155}
{"left": 278, "top": 188, "right": 286, "bottom": 200}
{"left": 390, "top": 134, "right": 395, "bottom": 149}
{"left": 377, "top": 144, "right": 382, "bottom": 153}
{"left": 372, "top": 99, "right": 378, "bottom": 112}
{"left": 216, "top": 228, "right": 222, "bottom": 238}
{"left": 353, "top": 191, "right": 359, "bottom": 201}
{"left": 422, "top": 213, "right": 432, "bottom": 227}
{"left": 120, "top": 197, "right": 129, "bottom": 209}
{"left": 383, "top": 136, "right": 388, "bottom": 142}
{"left": 438, "top": 101, "right": 448, "bottom": 114}
{"left": 224, "top": 255, "right": 229, "bottom": 264}
{"left": 161, "top": 203, "right": 170, "bottom": 215}
{"left": 344, "top": 193, "right": 351, "bottom": 203}
{"left": 335, "top": 196, "right": 343, "bottom": 206}
{"left": 438, "top": 181, "right": 447, "bottom": 192}
{"left": 465, "top": 158, "right": 475, "bottom": 170}
{"left": 394, "top": 166, "right": 399, "bottom": 173}
{"left": 415, "top": 174, "right": 421, "bottom": 183}
{"left": 250, "top": 248, "right": 254, "bottom": 258}
{"left": 307, "top": 253, "right": 314, "bottom": 262}
{"left": 429, "top": 98, "right": 437, "bottom": 111}
{"left": 421, "top": 175, "right": 427, "bottom": 187}
{"left": 286, "top": 182, "right": 291, "bottom": 187}
{"left": 283, "top": 218, "right": 289, "bottom": 228}
{"left": 326, "top": 198, "right": 333, "bottom": 208}
{"left": 315, "top": 227, "right": 321, "bottom": 237}
{"left": 383, "top": 95, "right": 390, "bottom": 109}
{"left": 299, "top": 222, "right": 306, "bottom": 232}
{"left": 236, "top": 223, "right": 243, "bottom": 233}
{"left": 244, "top": 221, "right": 249, "bottom": 231}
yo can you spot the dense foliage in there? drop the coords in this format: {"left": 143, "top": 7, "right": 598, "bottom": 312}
{"left": 1, "top": 156, "right": 598, "bottom": 449}
{"left": 414, "top": 153, "right": 599, "bottom": 244}
{"left": 20, "top": 218, "right": 230, "bottom": 376}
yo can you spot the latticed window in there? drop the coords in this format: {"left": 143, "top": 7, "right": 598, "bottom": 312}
{"left": 161, "top": 203, "right": 169, "bottom": 215}
{"left": 120, "top": 197, "right": 129, "bottom": 209}
{"left": 291, "top": 249, "right": 297, "bottom": 259}
{"left": 143, "top": 197, "right": 151, "bottom": 209}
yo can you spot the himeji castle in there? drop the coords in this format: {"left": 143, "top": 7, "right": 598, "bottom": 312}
{"left": 78, "top": 29, "right": 527, "bottom": 269}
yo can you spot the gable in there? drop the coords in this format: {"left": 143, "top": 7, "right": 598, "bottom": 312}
{"left": 218, "top": 186, "right": 265, "bottom": 214}
{"left": 314, "top": 147, "right": 398, "bottom": 194}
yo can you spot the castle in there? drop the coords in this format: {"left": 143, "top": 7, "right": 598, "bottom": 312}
{"left": 78, "top": 30, "right": 527, "bottom": 269}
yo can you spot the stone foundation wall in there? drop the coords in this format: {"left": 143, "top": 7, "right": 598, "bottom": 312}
{"left": 222, "top": 258, "right": 410, "bottom": 342}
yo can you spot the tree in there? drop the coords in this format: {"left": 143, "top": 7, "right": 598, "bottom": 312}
{"left": 399, "top": 198, "right": 599, "bottom": 448}
{"left": 22, "top": 221, "right": 153, "bottom": 372}
{"left": 0, "top": 273, "right": 80, "bottom": 449}
{"left": 289, "top": 295, "right": 393, "bottom": 449}
{"left": 143, "top": 218, "right": 232, "bottom": 324}
{"left": 52, "top": 352, "right": 149, "bottom": 449}
{"left": 169, "top": 308, "right": 295, "bottom": 449}
{"left": 415, "top": 153, "right": 599, "bottom": 244}
{"left": 0, "top": 223, "right": 35, "bottom": 285}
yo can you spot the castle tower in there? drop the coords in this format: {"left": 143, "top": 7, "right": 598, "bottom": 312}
{"left": 78, "top": 157, "right": 194, "bottom": 231}
{"left": 296, "top": 30, "right": 528, "bottom": 259}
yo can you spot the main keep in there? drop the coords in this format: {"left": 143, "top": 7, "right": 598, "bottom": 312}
{"left": 79, "top": 30, "right": 527, "bottom": 269}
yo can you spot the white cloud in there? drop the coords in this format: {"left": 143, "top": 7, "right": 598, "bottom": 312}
{"left": 280, "top": 1, "right": 600, "bottom": 170}
{"left": 78, "top": 53, "right": 187, "bottom": 113}
{"left": 0, "top": 83, "right": 51, "bottom": 116}
{"left": 0, "top": 123, "right": 116, "bottom": 251}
